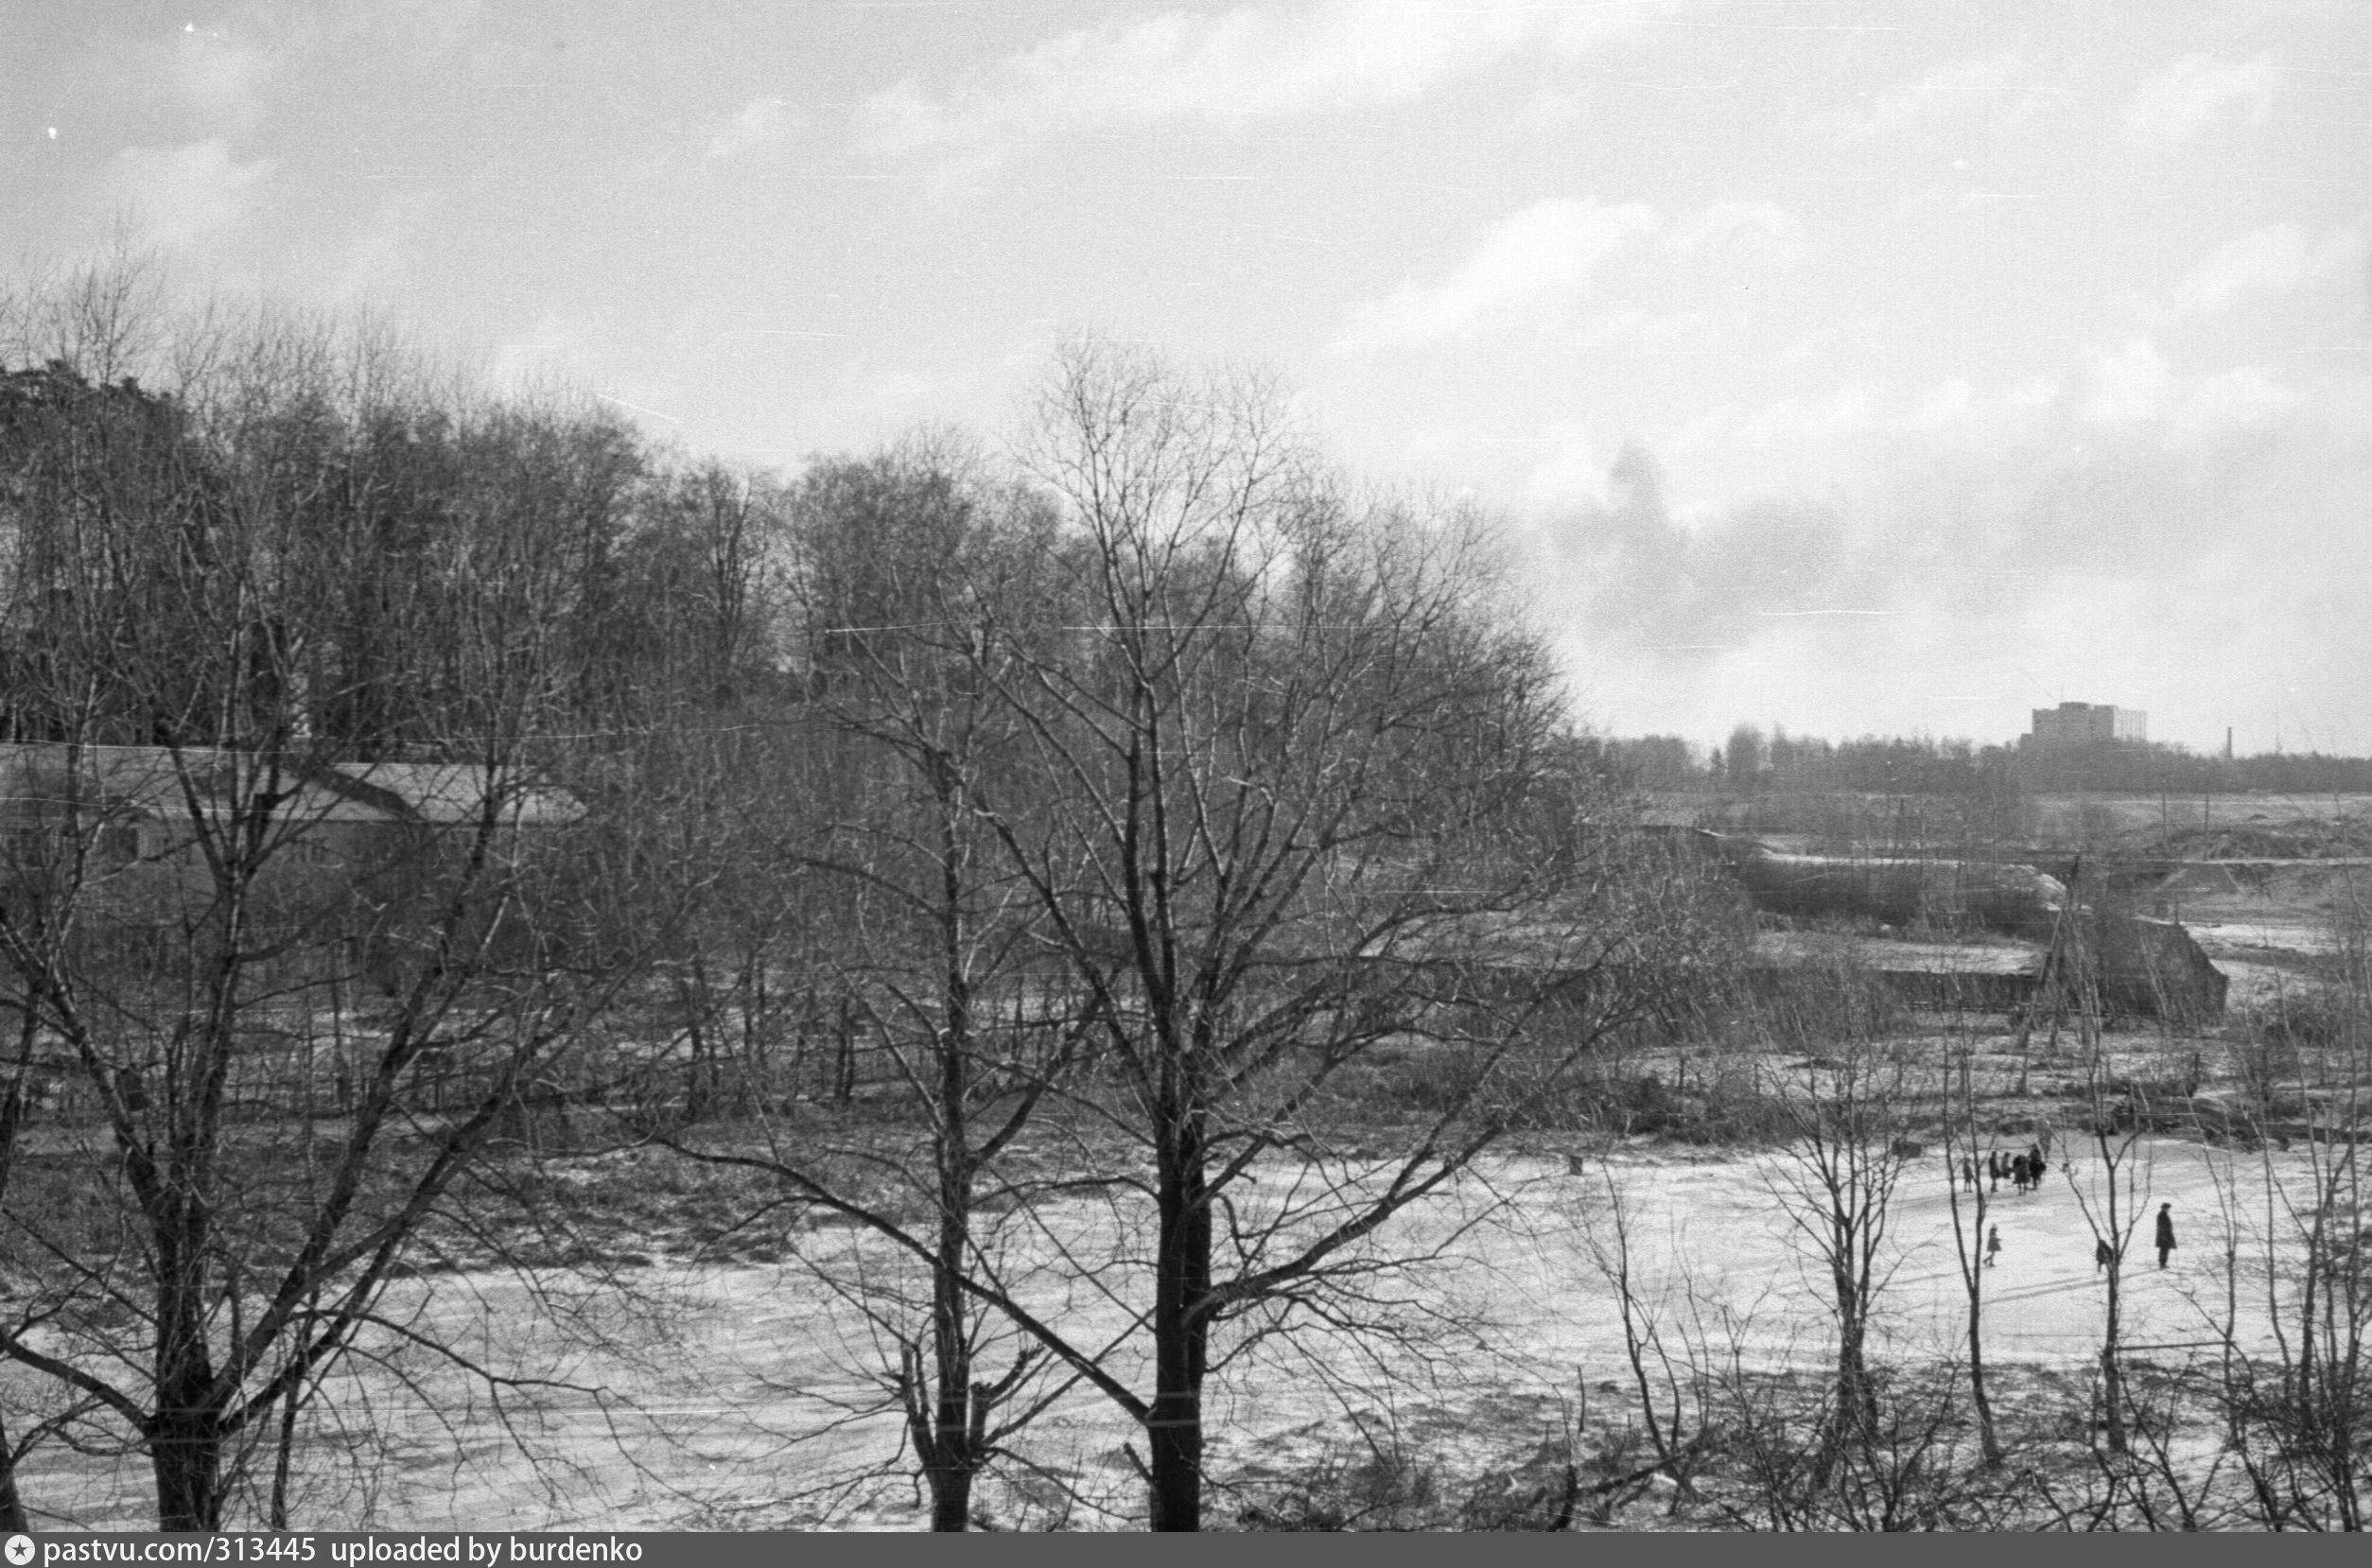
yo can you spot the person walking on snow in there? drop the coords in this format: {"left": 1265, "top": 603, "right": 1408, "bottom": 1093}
{"left": 1986, "top": 1225, "right": 2002, "bottom": 1267}
{"left": 2155, "top": 1203, "right": 2176, "bottom": 1268}
{"left": 1988, "top": 1150, "right": 2003, "bottom": 1192}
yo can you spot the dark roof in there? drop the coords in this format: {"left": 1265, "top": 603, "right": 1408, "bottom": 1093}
{"left": 0, "top": 744, "right": 581, "bottom": 828}
{"left": 319, "top": 761, "right": 583, "bottom": 826}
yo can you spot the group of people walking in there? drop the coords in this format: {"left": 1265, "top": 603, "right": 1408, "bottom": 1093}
{"left": 1946, "top": 1137, "right": 2189, "bottom": 1277}
{"left": 1964, "top": 1143, "right": 2051, "bottom": 1269}
{"left": 1959, "top": 1142, "right": 2049, "bottom": 1196}
{"left": 1950, "top": 1132, "right": 2180, "bottom": 1276}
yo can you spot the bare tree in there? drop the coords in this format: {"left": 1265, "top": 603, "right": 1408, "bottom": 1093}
{"left": 792, "top": 444, "right": 1080, "bottom": 1528}
{"left": 1938, "top": 1041, "right": 2004, "bottom": 1467}
{"left": 669, "top": 347, "right": 1686, "bottom": 1530}
{"left": 2211, "top": 887, "right": 2370, "bottom": 1529}
{"left": 1753, "top": 968, "right": 1916, "bottom": 1455}
{"left": 901, "top": 340, "right": 1687, "bottom": 1529}
{"left": 644, "top": 443, "right": 1097, "bottom": 1529}
{"left": 1577, "top": 1162, "right": 1709, "bottom": 1507}
{"left": 2062, "top": 1051, "right": 2153, "bottom": 1458}
{"left": 0, "top": 302, "right": 659, "bottom": 1528}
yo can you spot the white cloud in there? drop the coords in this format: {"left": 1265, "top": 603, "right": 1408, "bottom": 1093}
{"left": 2171, "top": 364, "right": 2301, "bottom": 444}
{"left": 1520, "top": 425, "right": 1611, "bottom": 514}
{"left": 706, "top": 96, "right": 796, "bottom": 162}
{"left": 1341, "top": 198, "right": 1662, "bottom": 347}
{"left": 97, "top": 139, "right": 275, "bottom": 248}
{"left": 2080, "top": 338, "right": 2173, "bottom": 424}
{"left": 1908, "top": 378, "right": 1974, "bottom": 430}
{"left": 2001, "top": 376, "right": 2063, "bottom": 417}
{"left": 317, "top": 191, "right": 442, "bottom": 305}
{"left": 174, "top": 29, "right": 275, "bottom": 136}
{"left": 2171, "top": 222, "right": 2365, "bottom": 314}
{"left": 2123, "top": 54, "right": 2278, "bottom": 142}
{"left": 488, "top": 311, "right": 601, "bottom": 392}
{"left": 849, "top": 1, "right": 1636, "bottom": 161}
{"left": 852, "top": 78, "right": 951, "bottom": 159}
{"left": 1646, "top": 373, "right": 2077, "bottom": 508}
{"left": 1740, "top": 381, "right": 1877, "bottom": 448}
{"left": 1339, "top": 194, "right": 1810, "bottom": 351}
{"left": 1684, "top": 350, "right": 2300, "bottom": 462}
{"left": 1670, "top": 200, "right": 1806, "bottom": 266}
{"left": 2043, "top": 338, "right": 2302, "bottom": 446}
{"left": 1837, "top": 52, "right": 2035, "bottom": 141}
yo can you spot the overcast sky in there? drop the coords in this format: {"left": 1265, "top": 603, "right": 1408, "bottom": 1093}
{"left": 10, "top": 1, "right": 2369, "bottom": 756}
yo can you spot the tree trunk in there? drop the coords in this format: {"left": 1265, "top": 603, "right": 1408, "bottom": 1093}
{"left": 2102, "top": 1263, "right": 2129, "bottom": 1455}
{"left": 834, "top": 996, "right": 856, "bottom": 1104}
{"left": 1967, "top": 1286, "right": 2003, "bottom": 1467}
{"left": 1947, "top": 1079, "right": 2005, "bottom": 1469}
{"left": 734, "top": 946, "right": 767, "bottom": 1116}
{"left": 153, "top": 1196, "right": 226, "bottom": 1531}
{"left": 923, "top": 890, "right": 978, "bottom": 1533}
{"left": 270, "top": 1375, "right": 301, "bottom": 1530}
{"left": 148, "top": 1399, "right": 224, "bottom": 1532}
{"left": 1834, "top": 1258, "right": 1877, "bottom": 1444}
{"left": 910, "top": 1302, "right": 979, "bottom": 1533}
{"left": 926, "top": 1446, "right": 975, "bottom": 1533}
{"left": 0, "top": 1410, "right": 28, "bottom": 1533}
{"left": 1834, "top": 1312, "right": 1880, "bottom": 1463}
{"left": 1148, "top": 1119, "right": 1212, "bottom": 1531}
{"left": 0, "top": 1080, "right": 26, "bottom": 1532}
{"left": 678, "top": 960, "right": 710, "bottom": 1121}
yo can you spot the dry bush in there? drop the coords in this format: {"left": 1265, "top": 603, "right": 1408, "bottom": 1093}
{"left": 1233, "top": 1430, "right": 1586, "bottom": 1531}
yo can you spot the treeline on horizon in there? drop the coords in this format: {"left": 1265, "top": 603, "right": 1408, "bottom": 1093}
{"left": 1594, "top": 726, "right": 2372, "bottom": 799}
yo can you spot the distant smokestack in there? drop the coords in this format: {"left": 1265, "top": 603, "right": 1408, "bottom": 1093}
{"left": 2225, "top": 726, "right": 2233, "bottom": 760}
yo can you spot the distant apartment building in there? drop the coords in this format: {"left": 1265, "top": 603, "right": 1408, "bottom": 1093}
{"left": 2030, "top": 702, "right": 2146, "bottom": 748}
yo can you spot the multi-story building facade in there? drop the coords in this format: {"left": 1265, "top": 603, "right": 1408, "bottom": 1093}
{"left": 2029, "top": 701, "right": 2146, "bottom": 748}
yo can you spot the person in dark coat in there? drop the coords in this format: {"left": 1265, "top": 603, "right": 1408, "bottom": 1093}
{"left": 2011, "top": 1154, "right": 2031, "bottom": 1193}
{"left": 2028, "top": 1142, "right": 2047, "bottom": 1185}
{"left": 1962, "top": 1156, "right": 1978, "bottom": 1191}
{"left": 2155, "top": 1203, "right": 2176, "bottom": 1268}
{"left": 1986, "top": 1225, "right": 2002, "bottom": 1267}
{"left": 1988, "top": 1150, "right": 2003, "bottom": 1192}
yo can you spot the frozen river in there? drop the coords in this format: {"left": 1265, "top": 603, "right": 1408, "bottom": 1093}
{"left": 14, "top": 1135, "right": 2354, "bottom": 1529}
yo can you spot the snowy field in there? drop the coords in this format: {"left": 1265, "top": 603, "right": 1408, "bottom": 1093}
{"left": 18, "top": 1134, "right": 2350, "bottom": 1530}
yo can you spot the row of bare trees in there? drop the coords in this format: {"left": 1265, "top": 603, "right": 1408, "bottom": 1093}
{"left": 2, "top": 260, "right": 1718, "bottom": 1529}
{"left": 648, "top": 347, "right": 1714, "bottom": 1529}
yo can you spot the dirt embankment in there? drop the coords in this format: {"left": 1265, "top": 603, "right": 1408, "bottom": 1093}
{"left": 2028, "top": 791, "right": 2372, "bottom": 846}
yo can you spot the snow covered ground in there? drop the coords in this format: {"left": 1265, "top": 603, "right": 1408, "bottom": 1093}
{"left": 19, "top": 1134, "right": 2346, "bottom": 1530}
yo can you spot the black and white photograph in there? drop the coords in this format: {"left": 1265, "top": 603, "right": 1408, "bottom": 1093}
{"left": 2, "top": 0, "right": 2367, "bottom": 1533}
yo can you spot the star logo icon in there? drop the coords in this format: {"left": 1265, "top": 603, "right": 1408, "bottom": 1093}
{"left": 4, "top": 1534, "right": 33, "bottom": 1566}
